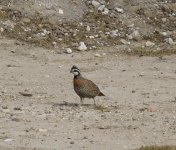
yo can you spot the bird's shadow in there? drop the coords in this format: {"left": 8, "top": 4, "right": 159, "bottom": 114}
{"left": 51, "top": 101, "right": 92, "bottom": 107}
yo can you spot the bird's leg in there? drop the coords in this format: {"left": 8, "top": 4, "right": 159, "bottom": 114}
{"left": 93, "top": 98, "right": 96, "bottom": 106}
{"left": 80, "top": 97, "right": 84, "bottom": 105}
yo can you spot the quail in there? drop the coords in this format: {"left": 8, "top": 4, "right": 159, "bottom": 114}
{"left": 70, "top": 65, "right": 105, "bottom": 105}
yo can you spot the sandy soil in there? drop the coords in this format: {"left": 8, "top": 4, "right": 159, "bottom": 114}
{"left": 0, "top": 37, "right": 175, "bottom": 150}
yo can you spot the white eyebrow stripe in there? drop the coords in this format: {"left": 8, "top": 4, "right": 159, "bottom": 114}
{"left": 72, "top": 69, "right": 80, "bottom": 72}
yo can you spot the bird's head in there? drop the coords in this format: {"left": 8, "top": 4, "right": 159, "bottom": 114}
{"left": 70, "top": 65, "right": 81, "bottom": 76}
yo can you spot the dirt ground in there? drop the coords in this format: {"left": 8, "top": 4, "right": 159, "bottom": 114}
{"left": 0, "top": 37, "right": 176, "bottom": 150}
{"left": 0, "top": 0, "right": 176, "bottom": 150}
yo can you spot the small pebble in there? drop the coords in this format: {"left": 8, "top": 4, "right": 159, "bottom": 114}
{"left": 4, "top": 138, "right": 14, "bottom": 142}
{"left": 115, "top": 7, "right": 124, "bottom": 13}
{"left": 59, "top": 9, "right": 64, "bottom": 14}
{"left": 94, "top": 53, "right": 101, "bottom": 57}
{"left": 78, "top": 42, "right": 87, "bottom": 51}
{"left": 145, "top": 41, "right": 155, "bottom": 47}
{"left": 38, "top": 128, "right": 48, "bottom": 132}
{"left": 92, "top": 0, "right": 101, "bottom": 8}
{"left": 64, "top": 48, "right": 72, "bottom": 54}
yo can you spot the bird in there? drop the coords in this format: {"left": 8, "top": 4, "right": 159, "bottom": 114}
{"left": 70, "top": 65, "right": 105, "bottom": 105}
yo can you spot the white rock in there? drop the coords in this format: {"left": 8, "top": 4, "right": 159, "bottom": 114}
{"left": 120, "top": 39, "right": 130, "bottom": 45}
{"left": 110, "top": 30, "right": 119, "bottom": 37}
{"left": 128, "top": 24, "right": 134, "bottom": 28}
{"left": 86, "top": 26, "right": 90, "bottom": 32}
{"left": 4, "top": 138, "right": 14, "bottom": 142}
{"left": 115, "top": 7, "right": 124, "bottom": 13}
{"left": 43, "top": 29, "right": 50, "bottom": 35}
{"left": 89, "top": 36, "right": 95, "bottom": 39}
{"left": 92, "top": 46, "right": 97, "bottom": 49}
{"left": 78, "top": 42, "right": 87, "bottom": 51}
{"left": 94, "top": 53, "right": 101, "bottom": 57}
{"left": 92, "top": 0, "right": 100, "bottom": 8}
{"left": 154, "top": 4, "right": 159, "bottom": 8}
{"left": 160, "top": 32, "right": 167, "bottom": 36}
{"left": 64, "top": 48, "right": 72, "bottom": 54}
{"left": 0, "top": 27, "right": 4, "bottom": 32}
{"left": 38, "top": 128, "right": 48, "bottom": 132}
{"left": 127, "top": 34, "right": 133, "bottom": 40}
{"left": 95, "top": 34, "right": 99, "bottom": 37}
{"left": 145, "top": 41, "right": 155, "bottom": 47}
{"left": 3, "top": 20, "right": 15, "bottom": 30}
{"left": 52, "top": 41, "right": 57, "bottom": 45}
{"left": 161, "top": 18, "right": 167, "bottom": 22}
{"left": 2, "top": 109, "right": 10, "bottom": 113}
{"left": 130, "top": 30, "right": 140, "bottom": 41}
{"left": 165, "top": 38, "right": 176, "bottom": 45}
{"left": 98, "top": 5, "right": 105, "bottom": 11}
{"left": 59, "top": 9, "right": 64, "bottom": 14}
{"left": 127, "top": 48, "right": 132, "bottom": 52}
{"left": 100, "top": 0, "right": 106, "bottom": 4}
{"left": 102, "top": 8, "right": 109, "bottom": 15}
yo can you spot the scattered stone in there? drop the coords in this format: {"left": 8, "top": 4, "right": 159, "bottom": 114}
{"left": 127, "top": 34, "right": 133, "bottom": 40}
{"left": 92, "top": 0, "right": 101, "bottom": 8}
{"left": 165, "top": 38, "right": 176, "bottom": 45}
{"left": 127, "top": 48, "right": 132, "bottom": 52}
{"left": 120, "top": 39, "right": 130, "bottom": 45}
{"left": 2, "top": 109, "right": 10, "bottom": 113}
{"left": 94, "top": 53, "right": 101, "bottom": 57}
{"left": 130, "top": 30, "right": 141, "bottom": 41}
{"left": 58, "top": 9, "right": 64, "bottom": 14}
{"left": 4, "top": 138, "right": 14, "bottom": 142}
{"left": 89, "top": 36, "right": 95, "bottom": 39}
{"left": 98, "top": 126, "right": 110, "bottom": 129}
{"left": 52, "top": 41, "right": 57, "bottom": 46}
{"left": 86, "top": 25, "right": 90, "bottom": 32}
{"left": 98, "top": 5, "right": 105, "bottom": 11}
{"left": 22, "top": 18, "right": 31, "bottom": 23}
{"left": 78, "top": 42, "right": 87, "bottom": 51}
{"left": 92, "top": 45, "right": 97, "bottom": 49}
{"left": 160, "top": 32, "right": 167, "bottom": 36}
{"left": 38, "top": 128, "right": 48, "bottom": 132}
{"left": 2, "top": 20, "right": 15, "bottom": 30}
{"left": 110, "top": 30, "right": 119, "bottom": 37}
{"left": 145, "top": 41, "right": 155, "bottom": 47}
{"left": 115, "top": 7, "right": 124, "bottom": 13}
{"left": 161, "top": 18, "right": 167, "bottom": 22}
{"left": 128, "top": 24, "right": 134, "bottom": 28}
{"left": 0, "top": 27, "right": 4, "bottom": 32}
{"left": 102, "top": 8, "right": 109, "bottom": 15}
{"left": 64, "top": 48, "right": 72, "bottom": 54}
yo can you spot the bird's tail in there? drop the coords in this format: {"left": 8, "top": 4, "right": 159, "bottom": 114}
{"left": 98, "top": 92, "right": 105, "bottom": 96}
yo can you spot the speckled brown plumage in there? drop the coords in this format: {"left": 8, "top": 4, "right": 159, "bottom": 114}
{"left": 70, "top": 65, "right": 105, "bottom": 105}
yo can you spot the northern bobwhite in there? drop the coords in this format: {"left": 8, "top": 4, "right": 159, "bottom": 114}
{"left": 70, "top": 65, "right": 105, "bottom": 105}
